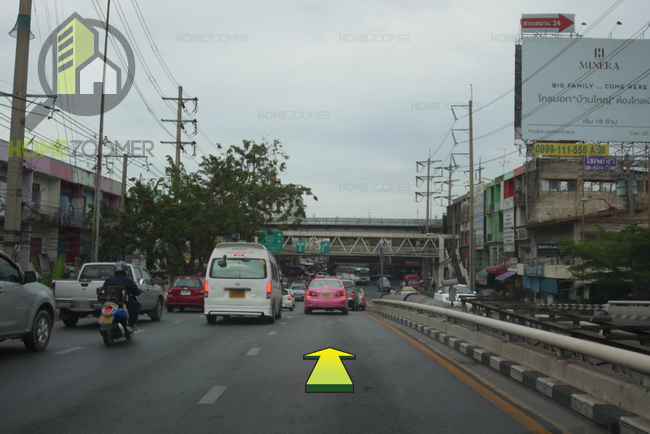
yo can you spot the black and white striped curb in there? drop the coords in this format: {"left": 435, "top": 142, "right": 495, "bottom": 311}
{"left": 375, "top": 309, "right": 650, "bottom": 434}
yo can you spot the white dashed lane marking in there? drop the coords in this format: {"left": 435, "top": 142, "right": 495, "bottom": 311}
{"left": 268, "top": 331, "right": 277, "bottom": 335}
{"left": 173, "top": 320, "right": 183, "bottom": 324}
{"left": 247, "top": 347, "right": 261, "bottom": 356}
{"left": 280, "top": 322, "right": 287, "bottom": 325}
{"left": 54, "top": 346, "right": 84, "bottom": 355}
{"left": 134, "top": 329, "right": 146, "bottom": 335}
{"left": 197, "top": 386, "right": 227, "bottom": 405}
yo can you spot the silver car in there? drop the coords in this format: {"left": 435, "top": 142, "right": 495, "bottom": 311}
{"left": 434, "top": 284, "right": 474, "bottom": 305}
{"left": 0, "top": 251, "right": 55, "bottom": 351}
{"left": 290, "top": 282, "right": 306, "bottom": 301}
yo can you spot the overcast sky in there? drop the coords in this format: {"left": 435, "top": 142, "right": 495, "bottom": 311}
{"left": 0, "top": 0, "right": 647, "bottom": 219}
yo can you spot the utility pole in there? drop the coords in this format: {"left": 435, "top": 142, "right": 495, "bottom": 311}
{"left": 119, "top": 154, "right": 128, "bottom": 212}
{"left": 647, "top": 149, "right": 650, "bottom": 229}
{"left": 451, "top": 89, "right": 476, "bottom": 292}
{"left": 162, "top": 86, "right": 197, "bottom": 168}
{"left": 4, "top": 0, "right": 33, "bottom": 265}
{"left": 416, "top": 153, "right": 441, "bottom": 233}
{"left": 379, "top": 244, "right": 384, "bottom": 292}
{"left": 624, "top": 154, "right": 635, "bottom": 223}
{"left": 91, "top": 0, "right": 112, "bottom": 262}
{"left": 468, "top": 96, "right": 475, "bottom": 293}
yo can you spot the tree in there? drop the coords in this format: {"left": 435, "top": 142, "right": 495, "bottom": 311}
{"left": 95, "top": 139, "right": 316, "bottom": 277}
{"left": 558, "top": 226, "right": 650, "bottom": 299}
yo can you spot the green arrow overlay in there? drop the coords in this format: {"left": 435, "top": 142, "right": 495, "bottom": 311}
{"left": 303, "top": 347, "right": 356, "bottom": 393}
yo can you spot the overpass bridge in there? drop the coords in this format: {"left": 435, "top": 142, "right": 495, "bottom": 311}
{"left": 267, "top": 216, "right": 443, "bottom": 234}
{"left": 275, "top": 231, "right": 452, "bottom": 258}
{"left": 265, "top": 216, "right": 458, "bottom": 285}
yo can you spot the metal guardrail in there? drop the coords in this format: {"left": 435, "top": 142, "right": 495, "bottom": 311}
{"left": 373, "top": 299, "right": 650, "bottom": 376}
{"left": 461, "top": 298, "right": 650, "bottom": 355}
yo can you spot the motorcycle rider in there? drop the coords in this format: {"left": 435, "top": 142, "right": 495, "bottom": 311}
{"left": 103, "top": 261, "right": 142, "bottom": 330}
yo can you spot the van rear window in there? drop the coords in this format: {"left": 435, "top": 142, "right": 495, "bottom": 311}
{"left": 210, "top": 258, "right": 267, "bottom": 279}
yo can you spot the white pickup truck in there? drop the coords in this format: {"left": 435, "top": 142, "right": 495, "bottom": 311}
{"left": 52, "top": 262, "right": 165, "bottom": 326}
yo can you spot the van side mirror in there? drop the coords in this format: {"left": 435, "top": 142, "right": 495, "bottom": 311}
{"left": 217, "top": 255, "right": 227, "bottom": 268}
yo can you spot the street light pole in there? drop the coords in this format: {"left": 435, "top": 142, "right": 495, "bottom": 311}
{"left": 91, "top": 0, "right": 112, "bottom": 262}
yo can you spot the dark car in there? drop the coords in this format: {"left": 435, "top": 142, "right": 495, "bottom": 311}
{"left": 166, "top": 276, "right": 205, "bottom": 312}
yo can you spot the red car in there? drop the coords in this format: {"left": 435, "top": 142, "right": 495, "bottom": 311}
{"left": 403, "top": 274, "right": 422, "bottom": 290}
{"left": 304, "top": 278, "right": 348, "bottom": 315}
{"left": 166, "top": 276, "right": 205, "bottom": 312}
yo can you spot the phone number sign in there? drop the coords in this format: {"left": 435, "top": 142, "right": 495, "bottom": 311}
{"left": 532, "top": 142, "right": 608, "bottom": 157}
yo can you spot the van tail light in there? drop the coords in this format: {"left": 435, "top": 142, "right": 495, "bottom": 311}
{"left": 204, "top": 280, "right": 209, "bottom": 298}
{"left": 288, "top": 295, "right": 292, "bottom": 300}
{"left": 266, "top": 281, "right": 272, "bottom": 299}
{"left": 50, "top": 281, "right": 55, "bottom": 295}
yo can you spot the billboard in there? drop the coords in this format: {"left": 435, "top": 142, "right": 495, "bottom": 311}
{"left": 521, "top": 37, "right": 650, "bottom": 142}
{"left": 521, "top": 14, "right": 575, "bottom": 34}
{"left": 584, "top": 155, "right": 617, "bottom": 172}
{"left": 503, "top": 210, "right": 515, "bottom": 253}
{"left": 532, "top": 142, "right": 608, "bottom": 157}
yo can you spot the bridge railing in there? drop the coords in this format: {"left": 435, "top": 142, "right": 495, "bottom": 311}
{"left": 270, "top": 217, "right": 442, "bottom": 226}
{"left": 372, "top": 298, "right": 650, "bottom": 376}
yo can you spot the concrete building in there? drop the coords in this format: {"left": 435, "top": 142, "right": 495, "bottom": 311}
{"left": 0, "top": 139, "right": 122, "bottom": 270}
{"left": 445, "top": 156, "right": 649, "bottom": 303}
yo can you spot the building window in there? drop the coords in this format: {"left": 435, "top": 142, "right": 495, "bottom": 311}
{"left": 542, "top": 179, "right": 576, "bottom": 192}
{"left": 601, "top": 181, "right": 615, "bottom": 192}
{"left": 32, "top": 182, "right": 41, "bottom": 204}
{"left": 584, "top": 181, "right": 615, "bottom": 192}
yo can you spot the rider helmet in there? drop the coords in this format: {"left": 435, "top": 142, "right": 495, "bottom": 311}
{"left": 114, "top": 261, "right": 129, "bottom": 276}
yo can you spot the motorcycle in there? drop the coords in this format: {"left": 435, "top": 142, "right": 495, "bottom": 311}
{"left": 97, "top": 286, "right": 134, "bottom": 347}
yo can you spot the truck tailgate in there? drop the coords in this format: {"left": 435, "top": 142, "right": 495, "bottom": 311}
{"left": 55, "top": 280, "right": 104, "bottom": 312}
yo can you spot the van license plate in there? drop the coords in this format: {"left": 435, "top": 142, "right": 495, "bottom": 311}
{"left": 229, "top": 291, "right": 245, "bottom": 299}
{"left": 181, "top": 291, "right": 191, "bottom": 295}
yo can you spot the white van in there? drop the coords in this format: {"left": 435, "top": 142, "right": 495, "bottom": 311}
{"left": 204, "top": 242, "right": 283, "bottom": 324}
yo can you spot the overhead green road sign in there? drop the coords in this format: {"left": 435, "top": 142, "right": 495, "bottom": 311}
{"left": 295, "top": 239, "right": 306, "bottom": 253}
{"left": 320, "top": 241, "right": 330, "bottom": 254}
{"left": 261, "top": 231, "right": 284, "bottom": 253}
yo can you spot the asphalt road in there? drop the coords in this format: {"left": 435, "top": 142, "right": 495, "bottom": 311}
{"left": 0, "top": 285, "right": 606, "bottom": 434}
